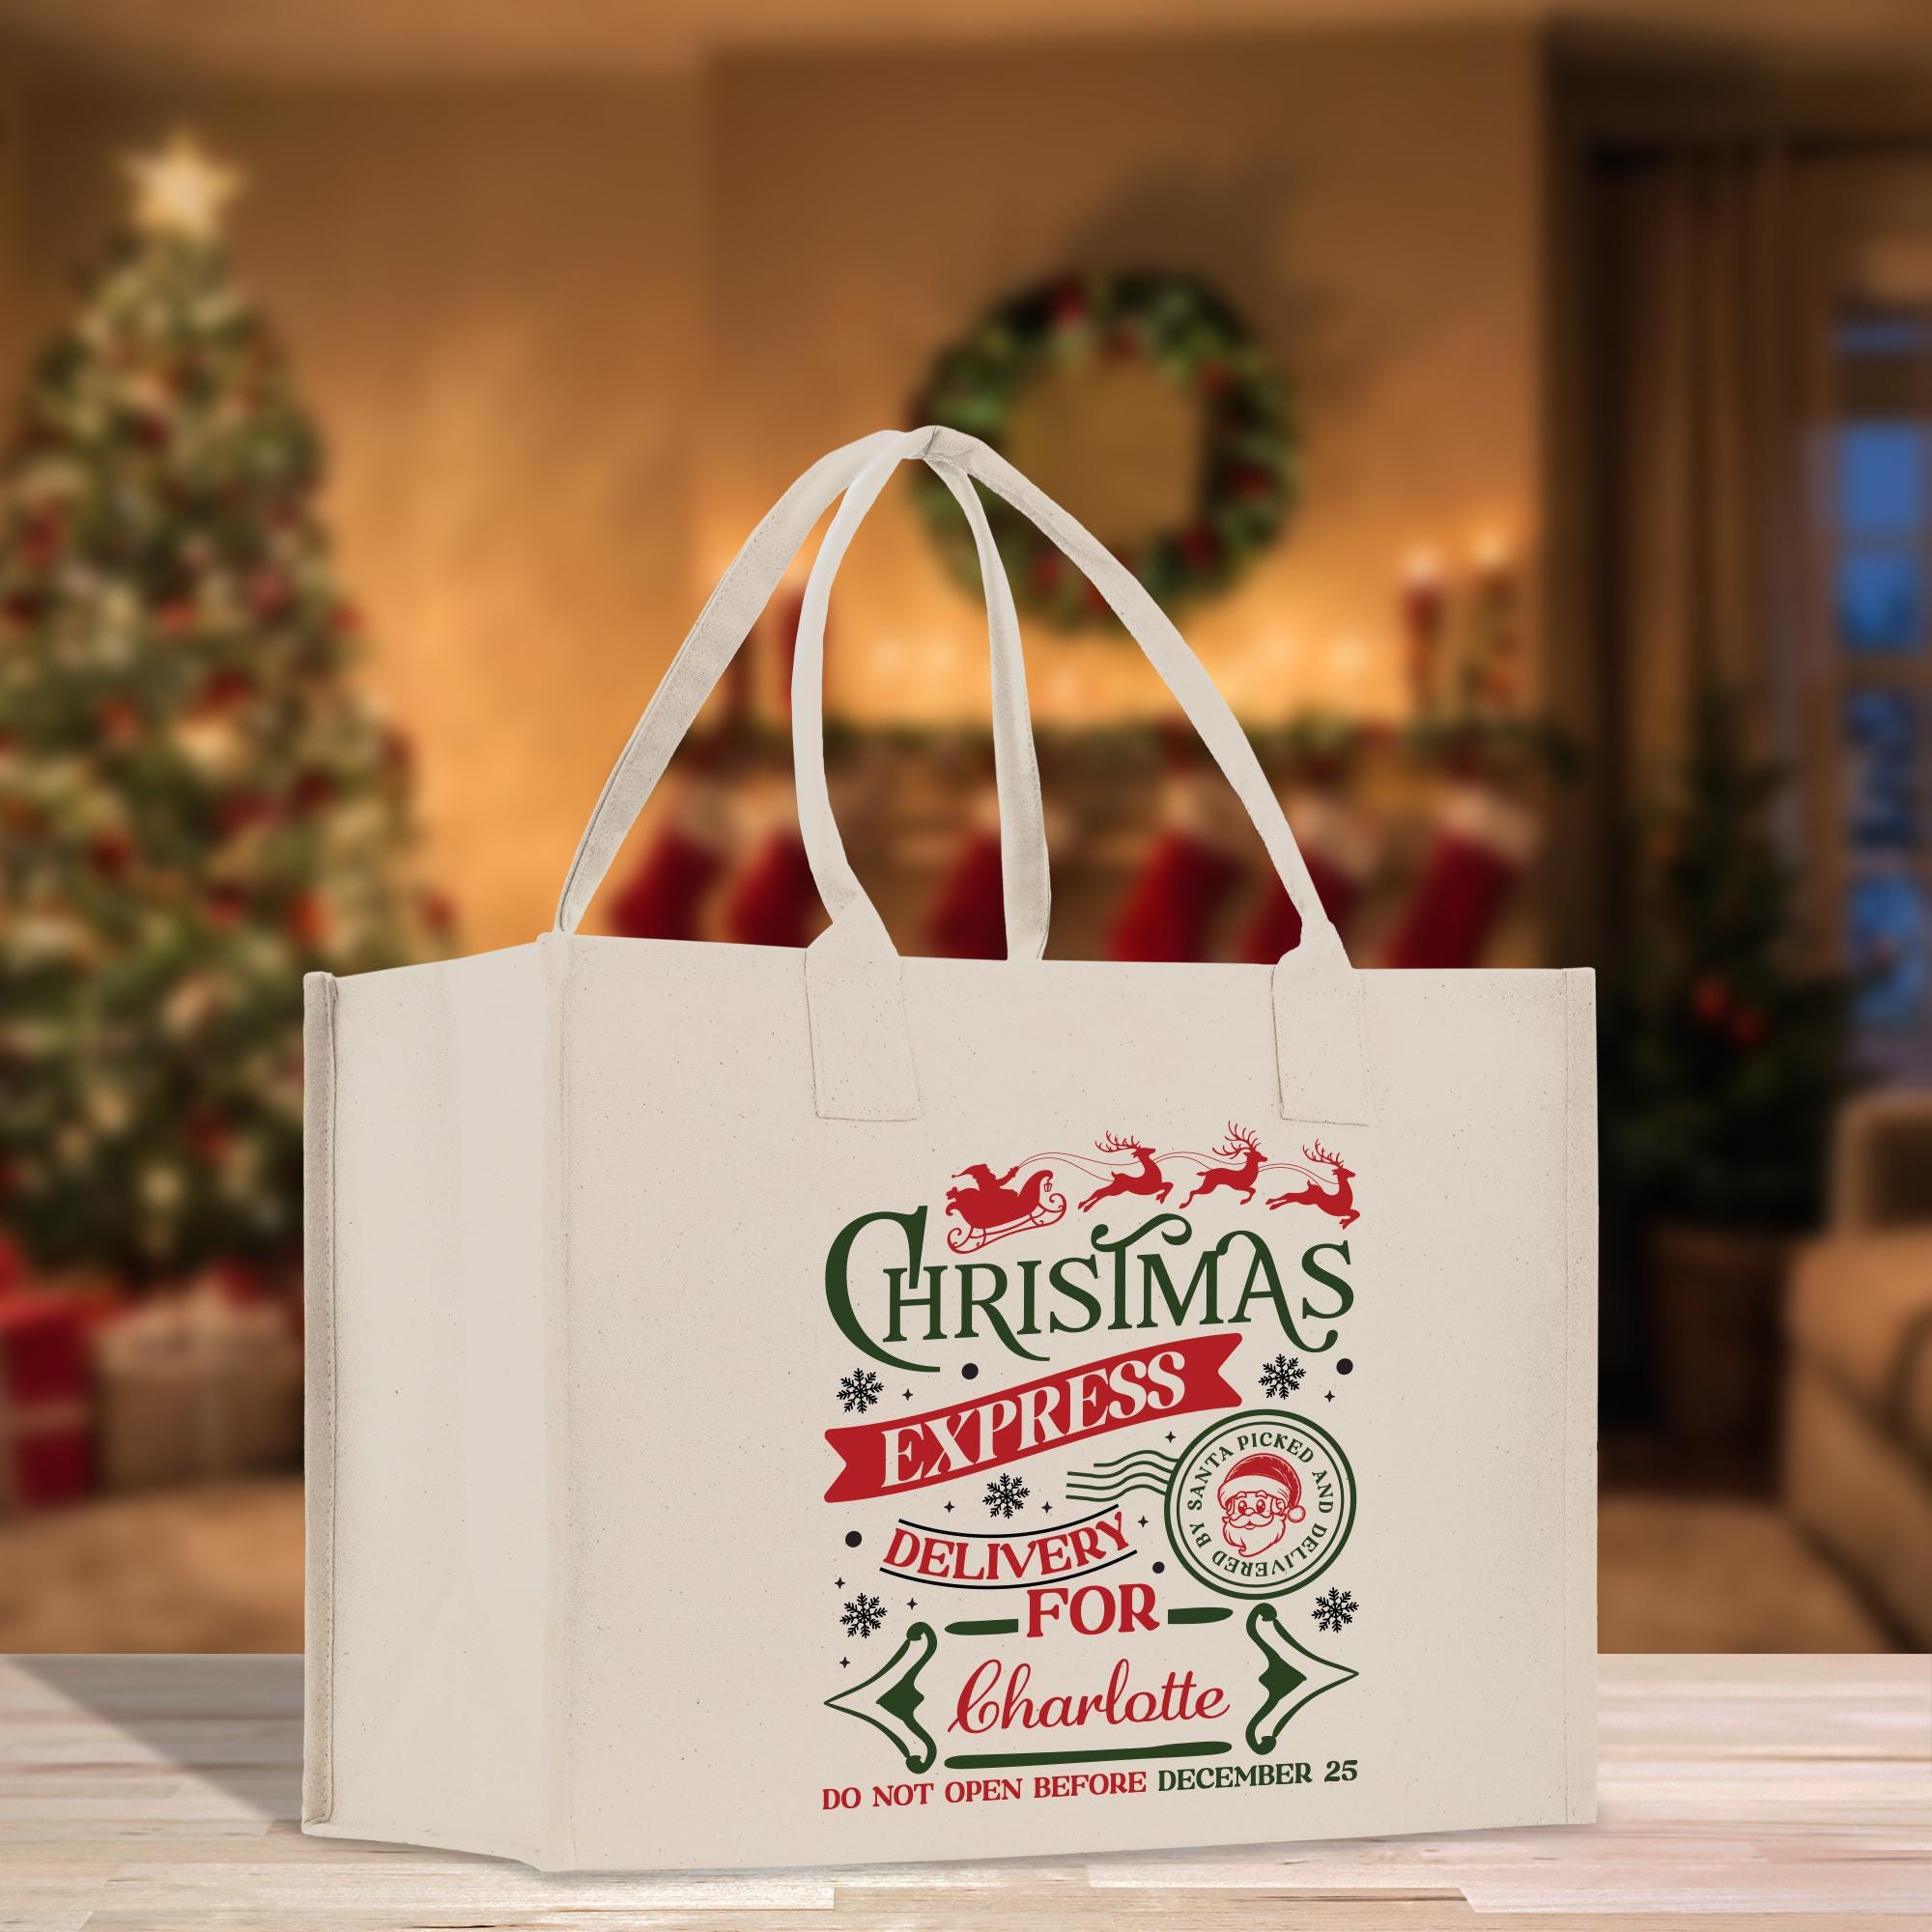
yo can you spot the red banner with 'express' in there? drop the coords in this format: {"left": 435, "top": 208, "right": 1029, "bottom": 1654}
{"left": 822, "top": 1334, "right": 1241, "bottom": 1504}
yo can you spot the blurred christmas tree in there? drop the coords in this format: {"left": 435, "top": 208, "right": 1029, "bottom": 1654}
{"left": 1606, "top": 686, "right": 1848, "bottom": 1229}
{"left": 0, "top": 132, "right": 447, "bottom": 1286}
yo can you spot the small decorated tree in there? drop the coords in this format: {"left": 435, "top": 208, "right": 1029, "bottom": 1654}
{"left": 0, "top": 133, "right": 446, "bottom": 1286}
{"left": 1606, "top": 686, "right": 1848, "bottom": 1231}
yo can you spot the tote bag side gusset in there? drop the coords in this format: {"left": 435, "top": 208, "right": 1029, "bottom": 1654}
{"left": 301, "top": 969, "right": 339, "bottom": 1832}
{"left": 536, "top": 928, "right": 580, "bottom": 1873}
{"left": 302, "top": 948, "right": 553, "bottom": 1863}
{"left": 1561, "top": 965, "right": 1600, "bottom": 1823}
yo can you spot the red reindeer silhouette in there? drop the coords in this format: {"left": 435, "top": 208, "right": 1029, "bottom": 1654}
{"left": 1266, "top": 1141, "right": 1359, "bottom": 1229}
{"left": 1179, "top": 1122, "right": 1265, "bottom": 1207}
{"left": 1077, "top": 1133, "right": 1172, "bottom": 1212}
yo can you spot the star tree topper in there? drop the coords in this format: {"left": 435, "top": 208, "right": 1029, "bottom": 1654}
{"left": 123, "top": 129, "right": 243, "bottom": 241}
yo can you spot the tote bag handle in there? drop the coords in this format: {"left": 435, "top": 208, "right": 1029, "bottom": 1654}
{"left": 791, "top": 427, "right": 1373, "bottom": 1129}
{"left": 554, "top": 430, "right": 1052, "bottom": 958}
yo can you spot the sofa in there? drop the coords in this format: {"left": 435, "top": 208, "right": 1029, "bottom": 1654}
{"left": 1783, "top": 1091, "right": 1932, "bottom": 1648}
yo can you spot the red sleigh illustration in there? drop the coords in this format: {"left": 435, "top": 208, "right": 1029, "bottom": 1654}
{"left": 941, "top": 1127, "right": 1359, "bottom": 1250}
{"left": 945, "top": 1162, "right": 1066, "bottom": 1253}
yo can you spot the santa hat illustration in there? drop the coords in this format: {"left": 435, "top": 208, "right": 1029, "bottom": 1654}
{"left": 1218, "top": 1451, "right": 1305, "bottom": 1522}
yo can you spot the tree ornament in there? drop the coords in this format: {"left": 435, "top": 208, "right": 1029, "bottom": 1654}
{"left": 213, "top": 789, "right": 275, "bottom": 835}
{"left": 87, "top": 830, "right": 135, "bottom": 879}
{"left": 198, "top": 666, "right": 254, "bottom": 710}
{"left": 96, "top": 698, "right": 143, "bottom": 749}
{"left": 1690, "top": 975, "right": 1731, "bottom": 1026}
{"left": 290, "top": 766, "right": 335, "bottom": 814}
{"left": 284, "top": 890, "right": 328, "bottom": 949}
{"left": 248, "top": 568, "right": 292, "bottom": 619}
{"left": 18, "top": 508, "right": 63, "bottom": 571}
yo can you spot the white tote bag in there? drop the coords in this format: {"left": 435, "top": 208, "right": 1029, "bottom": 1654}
{"left": 302, "top": 426, "right": 1597, "bottom": 1872}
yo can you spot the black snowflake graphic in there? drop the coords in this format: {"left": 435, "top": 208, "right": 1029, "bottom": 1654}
{"left": 840, "top": 1592, "right": 886, "bottom": 1639}
{"left": 1312, "top": 1587, "right": 1356, "bottom": 1634}
{"left": 983, "top": 1472, "right": 1031, "bottom": 1520}
{"left": 838, "top": 1368, "right": 884, "bottom": 1414}
{"left": 1259, "top": 1354, "right": 1304, "bottom": 1400}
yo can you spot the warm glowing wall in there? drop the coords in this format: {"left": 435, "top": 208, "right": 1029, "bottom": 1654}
{"left": 0, "top": 27, "right": 1545, "bottom": 949}
{"left": 707, "top": 27, "right": 1545, "bottom": 735}
{"left": 3, "top": 83, "right": 703, "bottom": 952}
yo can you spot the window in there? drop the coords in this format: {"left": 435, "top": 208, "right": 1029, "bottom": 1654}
{"left": 1822, "top": 311, "right": 1932, "bottom": 1062}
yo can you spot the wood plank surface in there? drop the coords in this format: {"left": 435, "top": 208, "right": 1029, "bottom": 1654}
{"left": 0, "top": 1653, "right": 1925, "bottom": 1929}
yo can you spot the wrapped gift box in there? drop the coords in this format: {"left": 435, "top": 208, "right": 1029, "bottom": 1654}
{"left": 92, "top": 1284, "right": 302, "bottom": 1492}
{"left": 0, "top": 1291, "right": 96, "bottom": 1513}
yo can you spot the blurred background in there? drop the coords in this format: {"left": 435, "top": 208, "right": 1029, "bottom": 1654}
{"left": 0, "top": 0, "right": 1927, "bottom": 1656}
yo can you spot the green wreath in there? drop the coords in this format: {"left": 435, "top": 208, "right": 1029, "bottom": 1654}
{"left": 910, "top": 271, "right": 1296, "bottom": 629}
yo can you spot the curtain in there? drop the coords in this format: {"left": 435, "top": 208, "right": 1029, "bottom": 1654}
{"left": 1592, "top": 141, "right": 1829, "bottom": 804}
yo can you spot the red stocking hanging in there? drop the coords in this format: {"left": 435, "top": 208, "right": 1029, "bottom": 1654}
{"left": 713, "top": 580, "right": 833, "bottom": 949}
{"left": 1382, "top": 784, "right": 1540, "bottom": 969}
{"left": 927, "top": 826, "right": 1008, "bottom": 960}
{"left": 1238, "top": 789, "right": 1380, "bottom": 961}
{"left": 721, "top": 812, "right": 821, "bottom": 949}
{"left": 1109, "top": 747, "right": 1242, "bottom": 963}
{"left": 609, "top": 773, "right": 732, "bottom": 940}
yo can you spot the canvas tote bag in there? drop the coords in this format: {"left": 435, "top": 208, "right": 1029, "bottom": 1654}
{"left": 302, "top": 425, "right": 1597, "bottom": 1872}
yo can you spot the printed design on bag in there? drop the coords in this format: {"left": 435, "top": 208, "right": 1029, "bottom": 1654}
{"left": 1216, "top": 1450, "right": 1307, "bottom": 1557}
{"left": 1258, "top": 1352, "right": 1304, "bottom": 1399}
{"left": 1074, "top": 1133, "right": 1172, "bottom": 1212}
{"left": 837, "top": 1367, "right": 885, "bottom": 1414}
{"left": 826, "top": 1208, "right": 1356, "bottom": 1378}
{"left": 946, "top": 1159, "right": 1066, "bottom": 1253}
{"left": 1167, "top": 1411, "right": 1355, "bottom": 1599}
{"left": 818, "top": 1141, "right": 1368, "bottom": 1804}
{"left": 940, "top": 1126, "right": 1364, "bottom": 1245}
{"left": 1264, "top": 1140, "right": 1359, "bottom": 1229}
{"left": 878, "top": 1504, "right": 1140, "bottom": 1591}
{"left": 1311, "top": 1587, "right": 1357, "bottom": 1634}
{"left": 822, "top": 1338, "right": 1243, "bottom": 1502}
{"left": 840, "top": 1591, "right": 888, "bottom": 1640}
{"left": 824, "top": 1622, "right": 940, "bottom": 1773}
{"left": 1244, "top": 1602, "right": 1357, "bottom": 1753}
{"left": 823, "top": 1594, "right": 1356, "bottom": 1772}
{"left": 1176, "top": 1123, "right": 1266, "bottom": 1207}
{"left": 982, "top": 1471, "right": 1031, "bottom": 1520}
{"left": 1065, "top": 1409, "right": 1356, "bottom": 1600}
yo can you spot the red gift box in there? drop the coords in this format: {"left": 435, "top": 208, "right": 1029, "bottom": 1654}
{"left": 0, "top": 1290, "right": 95, "bottom": 1512}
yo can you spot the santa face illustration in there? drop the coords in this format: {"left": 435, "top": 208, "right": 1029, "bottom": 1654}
{"left": 1217, "top": 1450, "right": 1306, "bottom": 1558}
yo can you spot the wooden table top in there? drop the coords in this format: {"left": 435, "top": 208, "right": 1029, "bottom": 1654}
{"left": 1, "top": 1652, "right": 1926, "bottom": 1929}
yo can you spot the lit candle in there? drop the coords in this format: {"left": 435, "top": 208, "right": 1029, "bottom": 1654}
{"left": 1400, "top": 549, "right": 1446, "bottom": 720}
{"left": 1470, "top": 534, "right": 1519, "bottom": 714}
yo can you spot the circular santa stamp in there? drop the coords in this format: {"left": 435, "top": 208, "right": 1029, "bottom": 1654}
{"left": 1164, "top": 1408, "right": 1356, "bottom": 1599}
